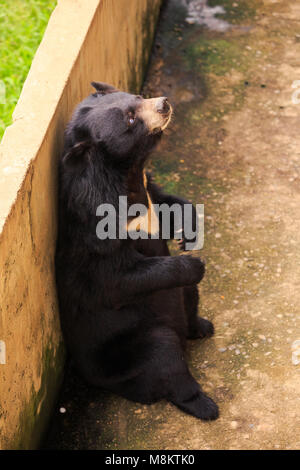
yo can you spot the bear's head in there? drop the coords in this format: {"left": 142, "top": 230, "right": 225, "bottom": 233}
{"left": 59, "top": 83, "right": 173, "bottom": 229}
{"left": 63, "top": 82, "right": 173, "bottom": 166}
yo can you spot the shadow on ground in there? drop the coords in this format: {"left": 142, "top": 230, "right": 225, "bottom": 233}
{"left": 44, "top": 0, "right": 300, "bottom": 450}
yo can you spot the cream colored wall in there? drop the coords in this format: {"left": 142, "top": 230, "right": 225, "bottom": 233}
{"left": 0, "top": 0, "right": 161, "bottom": 449}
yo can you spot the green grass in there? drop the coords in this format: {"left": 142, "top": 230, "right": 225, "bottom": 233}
{"left": 0, "top": 0, "right": 57, "bottom": 140}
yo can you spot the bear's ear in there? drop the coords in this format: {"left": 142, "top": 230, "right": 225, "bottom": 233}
{"left": 62, "top": 141, "right": 92, "bottom": 169}
{"left": 91, "top": 81, "right": 119, "bottom": 95}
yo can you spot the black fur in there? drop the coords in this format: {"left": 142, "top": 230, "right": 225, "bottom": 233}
{"left": 56, "top": 83, "right": 219, "bottom": 420}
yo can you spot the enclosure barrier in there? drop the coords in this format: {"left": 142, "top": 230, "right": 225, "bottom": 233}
{"left": 0, "top": 0, "right": 161, "bottom": 450}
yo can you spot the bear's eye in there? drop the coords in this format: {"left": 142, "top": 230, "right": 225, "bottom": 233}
{"left": 128, "top": 112, "right": 135, "bottom": 126}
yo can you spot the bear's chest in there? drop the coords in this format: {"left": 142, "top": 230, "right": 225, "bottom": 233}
{"left": 127, "top": 172, "right": 159, "bottom": 238}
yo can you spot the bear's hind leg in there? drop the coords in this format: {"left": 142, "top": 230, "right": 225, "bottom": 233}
{"left": 184, "top": 285, "right": 214, "bottom": 339}
{"left": 118, "top": 327, "right": 219, "bottom": 421}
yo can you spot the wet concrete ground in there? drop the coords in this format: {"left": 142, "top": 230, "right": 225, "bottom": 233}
{"left": 44, "top": 0, "right": 300, "bottom": 450}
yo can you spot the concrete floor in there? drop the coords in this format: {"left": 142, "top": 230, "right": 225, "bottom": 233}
{"left": 44, "top": 0, "right": 300, "bottom": 450}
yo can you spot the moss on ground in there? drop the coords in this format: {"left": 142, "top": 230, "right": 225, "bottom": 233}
{"left": 208, "top": 0, "right": 261, "bottom": 23}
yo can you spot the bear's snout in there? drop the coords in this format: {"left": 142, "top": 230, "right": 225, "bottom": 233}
{"left": 156, "top": 97, "right": 170, "bottom": 115}
{"left": 137, "top": 96, "right": 173, "bottom": 134}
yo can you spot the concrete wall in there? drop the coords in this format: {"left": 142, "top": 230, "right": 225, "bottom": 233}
{"left": 0, "top": 0, "right": 161, "bottom": 450}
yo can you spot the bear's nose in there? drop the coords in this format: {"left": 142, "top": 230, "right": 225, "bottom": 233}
{"left": 156, "top": 97, "right": 170, "bottom": 114}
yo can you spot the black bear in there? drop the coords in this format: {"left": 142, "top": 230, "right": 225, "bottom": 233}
{"left": 56, "top": 82, "right": 219, "bottom": 420}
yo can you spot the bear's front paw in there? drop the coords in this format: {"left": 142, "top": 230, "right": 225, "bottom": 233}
{"left": 178, "top": 234, "right": 197, "bottom": 252}
{"left": 188, "top": 317, "right": 214, "bottom": 339}
{"left": 186, "top": 256, "right": 205, "bottom": 284}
